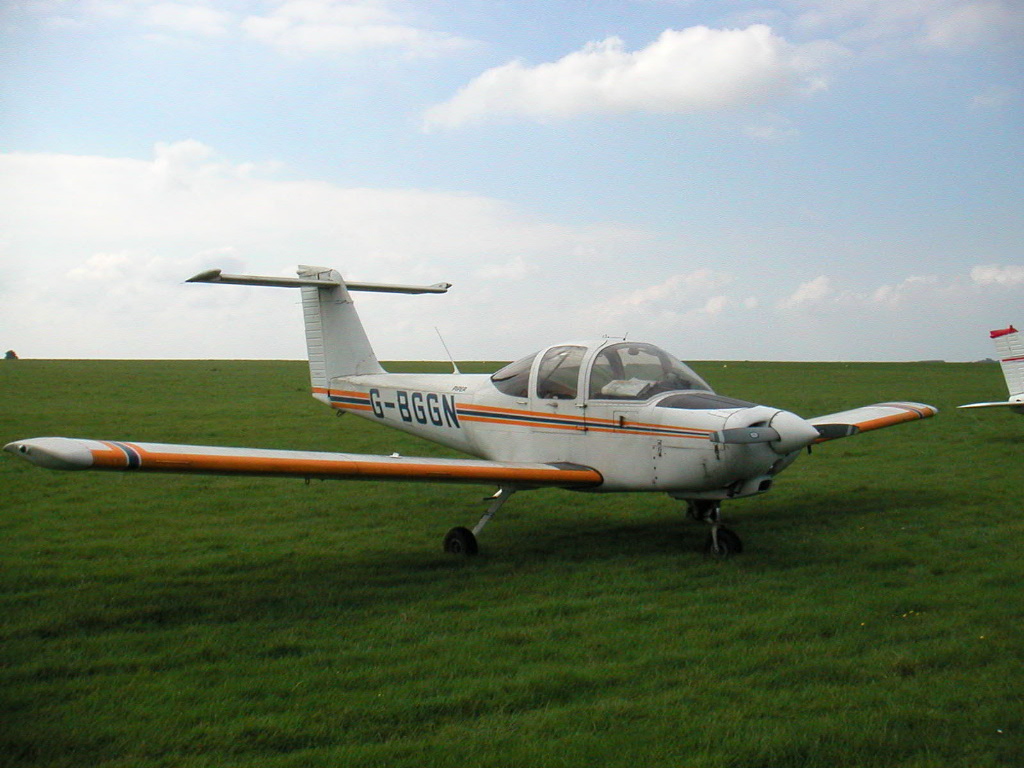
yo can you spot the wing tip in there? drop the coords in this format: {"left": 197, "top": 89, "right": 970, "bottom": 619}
{"left": 186, "top": 269, "right": 222, "bottom": 283}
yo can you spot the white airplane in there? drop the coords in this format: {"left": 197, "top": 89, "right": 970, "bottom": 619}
{"left": 958, "top": 326, "right": 1024, "bottom": 415}
{"left": 5, "top": 266, "right": 938, "bottom": 556}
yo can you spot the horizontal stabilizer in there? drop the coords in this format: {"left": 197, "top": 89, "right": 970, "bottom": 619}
{"left": 4, "top": 437, "right": 602, "bottom": 489}
{"left": 187, "top": 269, "right": 451, "bottom": 294}
{"left": 808, "top": 402, "right": 937, "bottom": 442}
{"left": 958, "top": 400, "right": 1024, "bottom": 409}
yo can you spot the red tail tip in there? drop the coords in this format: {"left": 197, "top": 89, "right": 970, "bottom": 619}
{"left": 990, "top": 326, "right": 1017, "bottom": 338}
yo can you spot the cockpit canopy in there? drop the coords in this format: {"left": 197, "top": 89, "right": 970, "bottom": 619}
{"left": 490, "top": 341, "right": 712, "bottom": 401}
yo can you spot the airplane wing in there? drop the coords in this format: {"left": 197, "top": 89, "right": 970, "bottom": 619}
{"left": 4, "top": 437, "right": 603, "bottom": 489}
{"left": 807, "top": 402, "right": 938, "bottom": 442}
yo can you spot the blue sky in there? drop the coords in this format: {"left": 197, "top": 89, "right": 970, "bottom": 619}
{"left": 1, "top": 0, "right": 1021, "bottom": 364}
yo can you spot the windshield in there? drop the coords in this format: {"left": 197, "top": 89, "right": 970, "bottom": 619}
{"left": 490, "top": 353, "right": 537, "bottom": 397}
{"left": 588, "top": 342, "right": 711, "bottom": 400}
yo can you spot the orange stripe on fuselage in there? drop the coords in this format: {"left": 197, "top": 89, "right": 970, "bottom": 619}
{"left": 320, "top": 388, "right": 374, "bottom": 412}
{"left": 458, "top": 403, "right": 713, "bottom": 439}
{"left": 329, "top": 389, "right": 369, "bottom": 399}
{"left": 315, "top": 390, "right": 712, "bottom": 439}
{"left": 458, "top": 413, "right": 583, "bottom": 431}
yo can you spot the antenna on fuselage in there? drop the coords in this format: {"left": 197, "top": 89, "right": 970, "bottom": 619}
{"left": 435, "top": 327, "right": 462, "bottom": 375}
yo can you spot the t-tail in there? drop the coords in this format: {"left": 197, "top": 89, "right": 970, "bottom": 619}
{"left": 958, "top": 325, "right": 1024, "bottom": 414}
{"left": 187, "top": 266, "right": 451, "bottom": 400}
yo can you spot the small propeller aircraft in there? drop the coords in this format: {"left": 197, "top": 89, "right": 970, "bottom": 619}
{"left": 958, "top": 325, "right": 1023, "bottom": 415}
{"left": 6, "top": 266, "right": 938, "bottom": 556}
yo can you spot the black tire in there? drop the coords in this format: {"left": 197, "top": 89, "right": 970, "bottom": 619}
{"left": 704, "top": 526, "right": 742, "bottom": 557}
{"left": 443, "top": 526, "right": 479, "bottom": 555}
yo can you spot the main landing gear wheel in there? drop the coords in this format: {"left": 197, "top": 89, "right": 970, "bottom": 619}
{"left": 443, "top": 526, "right": 479, "bottom": 555}
{"left": 704, "top": 526, "right": 743, "bottom": 558}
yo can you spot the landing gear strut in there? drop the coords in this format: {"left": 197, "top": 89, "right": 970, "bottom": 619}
{"left": 687, "top": 500, "right": 743, "bottom": 557}
{"left": 443, "top": 486, "right": 516, "bottom": 555}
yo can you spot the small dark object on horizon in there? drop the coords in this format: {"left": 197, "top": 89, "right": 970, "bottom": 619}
{"left": 5, "top": 350, "right": 18, "bottom": 360}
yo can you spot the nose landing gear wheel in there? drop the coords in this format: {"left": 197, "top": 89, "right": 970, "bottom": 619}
{"left": 443, "top": 526, "right": 479, "bottom": 555}
{"left": 704, "top": 526, "right": 742, "bottom": 558}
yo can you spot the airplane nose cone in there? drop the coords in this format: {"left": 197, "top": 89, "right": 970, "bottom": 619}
{"left": 768, "top": 410, "right": 820, "bottom": 454}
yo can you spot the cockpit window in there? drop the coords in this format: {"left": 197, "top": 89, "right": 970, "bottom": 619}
{"left": 588, "top": 342, "right": 711, "bottom": 400}
{"left": 490, "top": 353, "right": 537, "bottom": 397}
{"left": 536, "top": 345, "right": 586, "bottom": 400}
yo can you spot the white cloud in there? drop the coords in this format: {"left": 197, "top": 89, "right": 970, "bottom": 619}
{"left": 743, "top": 114, "right": 800, "bottom": 141}
{"left": 1, "top": 144, "right": 1019, "bottom": 363}
{"left": 701, "top": 295, "right": 731, "bottom": 316}
{"left": 0, "top": 143, "right": 645, "bottom": 360}
{"left": 582, "top": 270, "right": 739, "bottom": 340}
{"left": 920, "top": 1, "right": 1021, "bottom": 49}
{"left": 791, "top": 0, "right": 1024, "bottom": 51}
{"left": 970, "top": 85, "right": 1018, "bottom": 109}
{"left": 19, "top": 0, "right": 230, "bottom": 33}
{"left": 623, "top": 270, "right": 733, "bottom": 307}
{"left": 473, "top": 256, "right": 532, "bottom": 281}
{"left": 971, "top": 264, "right": 1024, "bottom": 286}
{"left": 241, "top": 0, "right": 473, "bottom": 56}
{"left": 869, "top": 274, "right": 943, "bottom": 306}
{"left": 777, "top": 275, "right": 833, "bottom": 308}
{"left": 16, "top": 0, "right": 473, "bottom": 56}
{"left": 424, "top": 25, "right": 845, "bottom": 129}
{"left": 766, "top": 268, "right": 1024, "bottom": 359}
{"left": 143, "top": 2, "right": 231, "bottom": 36}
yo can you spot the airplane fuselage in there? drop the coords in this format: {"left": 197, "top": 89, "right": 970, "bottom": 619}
{"left": 321, "top": 356, "right": 808, "bottom": 500}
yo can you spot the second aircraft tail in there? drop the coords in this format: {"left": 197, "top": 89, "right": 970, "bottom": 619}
{"left": 958, "top": 325, "right": 1024, "bottom": 413}
{"left": 991, "top": 325, "right": 1023, "bottom": 400}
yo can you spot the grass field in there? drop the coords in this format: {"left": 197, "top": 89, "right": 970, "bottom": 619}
{"left": 1, "top": 359, "right": 1021, "bottom": 767}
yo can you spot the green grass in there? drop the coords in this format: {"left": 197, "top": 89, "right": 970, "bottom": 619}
{"left": 1, "top": 359, "right": 1021, "bottom": 767}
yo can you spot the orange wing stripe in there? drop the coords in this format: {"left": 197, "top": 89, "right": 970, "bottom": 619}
{"left": 91, "top": 444, "right": 131, "bottom": 468}
{"left": 87, "top": 444, "right": 602, "bottom": 487}
{"left": 852, "top": 404, "right": 937, "bottom": 433}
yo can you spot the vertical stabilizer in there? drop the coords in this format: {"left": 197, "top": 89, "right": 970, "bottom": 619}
{"left": 298, "top": 265, "right": 384, "bottom": 389}
{"left": 992, "top": 326, "right": 1023, "bottom": 398}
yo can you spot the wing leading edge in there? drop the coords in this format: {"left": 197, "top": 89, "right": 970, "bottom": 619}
{"left": 3, "top": 437, "right": 602, "bottom": 489}
{"left": 808, "top": 401, "right": 938, "bottom": 443}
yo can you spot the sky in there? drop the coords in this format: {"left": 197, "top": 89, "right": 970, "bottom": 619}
{"left": 1, "top": 0, "right": 1021, "bottom": 364}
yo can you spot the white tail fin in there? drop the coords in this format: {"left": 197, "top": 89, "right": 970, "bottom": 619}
{"left": 187, "top": 266, "right": 451, "bottom": 391}
{"left": 298, "top": 265, "right": 383, "bottom": 385}
{"left": 992, "top": 325, "right": 1023, "bottom": 398}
